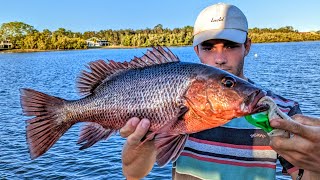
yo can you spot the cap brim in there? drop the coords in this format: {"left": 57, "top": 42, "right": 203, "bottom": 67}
{"left": 193, "top": 29, "right": 247, "bottom": 46}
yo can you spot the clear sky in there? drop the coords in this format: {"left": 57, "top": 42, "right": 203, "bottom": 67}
{"left": 1, "top": 0, "right": 319, "bottom": 33}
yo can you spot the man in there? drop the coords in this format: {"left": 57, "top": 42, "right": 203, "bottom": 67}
{"left": 120, "top": 3, "right": 317, "bottom": 179}
{"left": 270, "top": 115, "right": 320, "bottom": 174}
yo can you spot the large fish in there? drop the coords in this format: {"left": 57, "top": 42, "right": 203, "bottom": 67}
{"left": 20, "top": 46, "right": 268, "bottom": 166}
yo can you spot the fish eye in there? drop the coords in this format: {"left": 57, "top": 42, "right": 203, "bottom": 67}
{"left": 221, "top": 76, "right": 236, "bottom": 88}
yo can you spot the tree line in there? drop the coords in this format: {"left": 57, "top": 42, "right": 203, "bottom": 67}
{"left": 1, "top": 22, "right": 320, "bottom": 50}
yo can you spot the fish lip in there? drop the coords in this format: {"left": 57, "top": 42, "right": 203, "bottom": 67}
{"left": 245, "top": 90, "right": 269, "bottom": 113}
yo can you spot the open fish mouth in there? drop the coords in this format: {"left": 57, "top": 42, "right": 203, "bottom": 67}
{"left": 243, "top": 90, "right": 269, "bottom": 113}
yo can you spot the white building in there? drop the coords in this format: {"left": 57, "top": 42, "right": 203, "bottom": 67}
{"left": 86, "top": 37, "right": 108, "bottom": 47}
{"left": 0, "top": 40, "right": 13, "bottom": 49}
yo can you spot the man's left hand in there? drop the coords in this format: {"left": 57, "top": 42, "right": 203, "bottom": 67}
{"left": 269, "top": 114, "right": 320, "bottom": 173}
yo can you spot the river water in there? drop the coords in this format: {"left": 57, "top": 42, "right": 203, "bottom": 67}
{"left": 0, "top": 41, "right": 319, "bottom": 179}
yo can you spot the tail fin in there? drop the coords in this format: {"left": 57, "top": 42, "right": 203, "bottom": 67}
{"left": 20, "top": 88, "right": 73, "bottom": 159}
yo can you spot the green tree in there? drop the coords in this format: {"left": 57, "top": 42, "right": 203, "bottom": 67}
{"left": 2, "top": 21, "right": 320, "bottom": 50}
{"left": 154, "top": 24, "right": 163, "bottom": 34}
{"left": 0, "top": 21, "right": 37, "bottom": 48}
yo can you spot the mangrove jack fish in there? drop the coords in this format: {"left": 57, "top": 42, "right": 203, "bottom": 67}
{"left": 20, "top": 46, "right": 268, "bottom": 166}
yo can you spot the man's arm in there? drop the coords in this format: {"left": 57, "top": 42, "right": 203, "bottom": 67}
{"left": 120, "top": 117, "right": 157, "bottom": 180}
{"left": 269, "top": 114, "right": 320, "bottom": 175}
{"left": 289, "top": 170, "right": 320, "bottom": 180}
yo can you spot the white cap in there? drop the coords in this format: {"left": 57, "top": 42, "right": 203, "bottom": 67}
{"left": 193, "top": 3, "right": 248, "bottom": 46}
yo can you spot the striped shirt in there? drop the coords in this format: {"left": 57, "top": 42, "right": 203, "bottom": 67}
{"left": 173, "top": 82, "right": 302, "bottom": 180}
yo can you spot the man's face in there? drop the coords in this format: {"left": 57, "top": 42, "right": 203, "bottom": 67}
{"left": 194, "top": 39, "right": 251, "bottom": 79}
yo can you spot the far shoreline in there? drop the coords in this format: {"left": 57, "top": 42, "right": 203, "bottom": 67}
{"left": 1, "top": 41, "right": 320, "bottom": 54}
{"left": 0, "top": 45, "right": 161, "bottom": 54}
{"left": 0, "top": 45, "right": 190, "bottom": 54}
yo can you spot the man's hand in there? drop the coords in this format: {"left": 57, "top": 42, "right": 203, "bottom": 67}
{"left": 269, "top": 114, "right": 320, "bottom": 173}
{"left": 120, "top": 117, "right": 157, "bottom": 180}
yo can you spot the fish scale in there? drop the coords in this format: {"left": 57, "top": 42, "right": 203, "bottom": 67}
{"left": 20, "top": 46, "right": 267, "bottom": 167}
{"left": 85, "top": 63, "right": 193, "bottom": 126}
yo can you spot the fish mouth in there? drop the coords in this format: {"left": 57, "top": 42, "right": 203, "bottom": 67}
{"left": 243, "top": 90, "right": 269, "bottom": 114}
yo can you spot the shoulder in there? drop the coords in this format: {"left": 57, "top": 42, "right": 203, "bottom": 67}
{"left": 266, "top": 90, "right": 297, "bottom": 106}
{"left": 266, "top": 90, "right": 302, "bottom": 116}
{"left": 249, "top": 79, "right": 302, "bottom": 116}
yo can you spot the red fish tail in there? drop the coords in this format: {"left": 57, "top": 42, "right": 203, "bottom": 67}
{"left": 20, "top": 88, "right": 73, "bottom": 159}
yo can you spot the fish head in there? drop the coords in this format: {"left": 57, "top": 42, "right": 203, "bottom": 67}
{"left": 183, "top": 67, "right": 268, "bottom": 132}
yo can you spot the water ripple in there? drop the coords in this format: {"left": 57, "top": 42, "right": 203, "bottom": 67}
{"left": 1, "top": 42, "right": 320, "bottom": 179}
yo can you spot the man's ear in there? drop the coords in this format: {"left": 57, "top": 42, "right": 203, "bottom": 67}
{"left": 194, "top": 45, "right": 199, "bottom": 55}
{"left": 244, "top": 38, "right": 251, "bottom": 56}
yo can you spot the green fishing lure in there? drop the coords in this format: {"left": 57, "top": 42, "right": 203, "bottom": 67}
{"left": 245, "top": 111, "right": 273, "bottom": 133}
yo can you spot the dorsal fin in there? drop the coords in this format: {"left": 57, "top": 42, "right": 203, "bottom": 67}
{"left": 77, "top": 46, "right": 180, "bottom": 96}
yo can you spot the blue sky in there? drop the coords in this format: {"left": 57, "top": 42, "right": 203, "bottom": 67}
{"left": 1, "top": 0, "right": 319, "bottom": 32}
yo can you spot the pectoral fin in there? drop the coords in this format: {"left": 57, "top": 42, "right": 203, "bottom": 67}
{"left": 77, "top": 123, "right": 116, "bottom": 150}
{"left": 155, "top": 134, "right": 188, "bottom": 167}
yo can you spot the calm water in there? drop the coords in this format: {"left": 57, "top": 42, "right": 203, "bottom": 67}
{"left": 0, "top": 42, "right": 319, "bottom": 179}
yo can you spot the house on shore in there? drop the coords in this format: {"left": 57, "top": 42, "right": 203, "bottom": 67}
{"left": 0, "top": 40, "right": 13, "bottom": 49}
{"left": 86, "top": 37, "right": 108, "bottom": 47}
